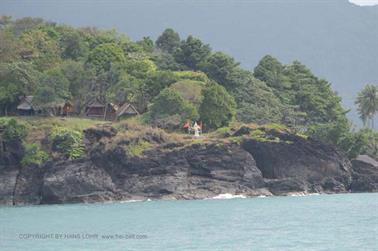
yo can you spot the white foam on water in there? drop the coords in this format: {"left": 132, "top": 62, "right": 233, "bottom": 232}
{"left": 119, "top": 199, "right": 143, "bottom": 203}
{"left": 289, "top": 192, "right": 307, "bottom": 197}
{"left": 211, "top": 193, "right": 247, "bottom": 200}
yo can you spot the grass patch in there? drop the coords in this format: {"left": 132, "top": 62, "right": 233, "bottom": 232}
{"left": 126, "top": 140, "right": 152, "bottom": 157}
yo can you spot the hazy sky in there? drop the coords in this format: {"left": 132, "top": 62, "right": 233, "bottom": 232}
{"left": 349, "top": 0, "right": 378, "bottom": 5}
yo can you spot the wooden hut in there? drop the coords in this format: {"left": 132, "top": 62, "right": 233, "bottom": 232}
{"left": 116, "top": 103, "right": 139, "bottom": 120}
{"left": 17, "top": 96, "right": 40, "bottom": 115}
{"left": 85, "top": 98, "right": 106, "bottom": 118}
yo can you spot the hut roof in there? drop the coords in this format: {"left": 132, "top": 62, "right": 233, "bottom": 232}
{"left": 17, "top": 96, "right": 37, "bottom": 110}
{"left": 116, "top": 103, "right": 139, "bottom": 117}
{"left": 87, "top": 98, "right": 105, "bottom": 108}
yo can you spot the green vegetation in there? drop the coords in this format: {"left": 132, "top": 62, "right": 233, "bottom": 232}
{"left": 0, "top": 16, "right": 375, "bottom": 161}
{"left": 147, "top": 88, "right": 198, "bottom": 129}
{"left": 125, "top": 140, "right": 152, "bottom": 157}
{"left": 355, "top": 84, "right": 378, "bottom": 129}
{"left": 0, "top": 118, "right": 27, "bottom": 141}
{"left": 21, "top": 143, "right": 49, "bottom": 167}
{"left": 199, "top": 83, "right": 236, "bottom": 129}
{"left": 50, "top": 127, "right": 85, "bottom": 159}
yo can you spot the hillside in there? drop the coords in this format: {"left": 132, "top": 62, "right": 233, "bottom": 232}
{"left": 1, "top": 0, "right": 377, "bottom": 124}
{"left": 0, "top": 15, "right": 377, "bottom": 160}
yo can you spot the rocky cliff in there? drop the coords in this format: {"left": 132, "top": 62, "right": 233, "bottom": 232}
{"left": 0, "top": 125, "right": 376, "bottom": 205}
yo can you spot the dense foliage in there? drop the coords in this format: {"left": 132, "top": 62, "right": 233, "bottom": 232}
{"left": 50, "top": 127, "right": 85, "bottom": 159}
{"left": 21, "top": 143, "right": 49, "bottom": 167}
{"left": 147, "top": 88, "right": 198, "bottom": 129}
{"left": 0, "top": 118, "right": 27, "bottom": 141}
{"left": 199, "top": 83, "right": 236, "bottom": 129}
{"left": 0, "top": 16, "right": 375, "bottom": 160}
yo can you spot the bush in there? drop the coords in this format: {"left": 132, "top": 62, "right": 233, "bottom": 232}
{"left": 0, "top": 118, "right": 27, "bottom": 141}
{"left": 50, "top": 127, "right": 85, "bottom": 159}
{"left": 126, "top": 140, "right": 152, "bottom": 157}
{"left": 21, "top": 143, "right": 49, "bottom": 167}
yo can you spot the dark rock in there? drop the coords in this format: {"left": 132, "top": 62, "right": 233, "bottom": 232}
{"left": 351, "top": 155, "right": 378, "bottom": 192}
{"left": 0, "top": 125, "right": 374, "bottom": 206}
{"left": 95, "top": 143, "right": 269, "bottom": 200}
{"left": 83, "top": 125, "right": 117, "bottom": 146}
{"left": 265, "top": 178, "right": 307, "bottom": 195}
{"left": 232, "top": 126, "right": 252, "bottom": 137}
{"left": 13, "top": 164, "right": 45, "bottom": 205}
{"left": 41, "top": 159, "right": 117, "bottom": 204}
{"left": 0, "top": 167, "right": 19, "bottom": 205}
{"left": 0, "top": 139, "right": 24, "bottom": 168}
{"left": 241, "top": 132, "right": 352, "bottom": 194}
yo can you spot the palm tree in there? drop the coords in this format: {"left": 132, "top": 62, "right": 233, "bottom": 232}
{"left": 356, "top": 84, "right": 378, "bottom": 129}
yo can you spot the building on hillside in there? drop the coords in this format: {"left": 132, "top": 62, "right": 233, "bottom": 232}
{"left": 85, "top": 98, "right": 139, "bottom": 120}
{"left": 85, "top": 98, "right": 106, "bottom": 118}
{"left": 17, "top": 96, "right": 40, "bottom": 116}
{"left": 116, "top": 103, "right": 139, "bottom": 120}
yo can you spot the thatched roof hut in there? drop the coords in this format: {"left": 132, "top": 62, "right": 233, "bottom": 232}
{"left": 116, "top": 103, "right": 139, "bottom": 120}
{"left": 85, "top": 98, "right": 106, "bottom": 118}
{"left": 17, "top": 96, "right": 40, "bottom": 115}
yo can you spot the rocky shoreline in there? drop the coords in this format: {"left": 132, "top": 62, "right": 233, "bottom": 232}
{"left": 1, "top": 125, "right": 377, "bottom": 206}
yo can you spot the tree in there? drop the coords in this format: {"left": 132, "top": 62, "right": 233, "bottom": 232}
{"left": 148, "top": 88, "right": 198, "bottom": 129}
{"left": 254, "top": 57, "right": 347, "bottom": 125}
{"left": 87, "top": 43, "right": 126, "bottom": 73}
{"left": 155, "top": 28, "right": 180, "bottom": 53}
{"left": 174, "top": 35, "right": 211, "bottom": 70}
{"left": 0, "top": 29, "right": 20, "bottom": 62}
{"left": 34, "top": 68, "right": 70, "bottom": 105}
{"left": 199, "top": 82, "right": 236, "bottom": 129}
{"left": 20, "top": 29, "right": 61, "bottom": 71}
{"left": 59, "top": 29, "right": 89, "bottom": 60}
{"left": 231, "top": 75, "right": 283, "bottom": 124}
{"left": 254, "top": 55, "right": 285, "bottom": 90}
{"left": 60, "top": 61, "right": 94, "bottom": 98}
{"left": 355, "top": 84, "right": 378, "bottom": 129}
{"left": 0, "top": 62, "right": 40, "bottom": 115}
{"left": 200, "top": 51, "right": 240, "bottom": 90}
{"left": 137, "top": 36, "right": 154, "bottom": 53}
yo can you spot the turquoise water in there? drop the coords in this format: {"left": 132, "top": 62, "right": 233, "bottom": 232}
{"left": 0, "top": 193, "right": 377, "bottom": 251}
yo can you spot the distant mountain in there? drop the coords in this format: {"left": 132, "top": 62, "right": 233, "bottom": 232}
{"left": 1, "top": 0, "right": 377, "bottom": 125}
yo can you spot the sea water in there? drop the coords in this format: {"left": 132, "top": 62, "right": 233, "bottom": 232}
{"left": 0, "top": 193, "right": 377, "bottom": 251}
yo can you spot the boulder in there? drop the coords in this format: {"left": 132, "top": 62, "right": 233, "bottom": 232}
{"left": 351, "top": 155, "right": 378, "bottom": 192}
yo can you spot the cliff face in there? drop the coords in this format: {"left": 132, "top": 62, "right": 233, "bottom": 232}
{"left": 0, "top": 126, "right": 375, "bottom": 205}
{"left": 350, "top": 155, "right": 378, "bottom": 192}
{"left": 241, "top": 130, "right": 352, "bottom": 195}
